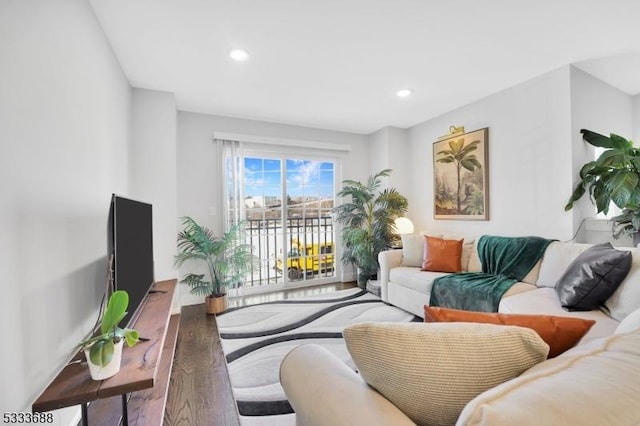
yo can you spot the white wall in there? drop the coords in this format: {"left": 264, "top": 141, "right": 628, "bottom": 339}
{"left": 366, "top": 126, "right": 411, "bottom": 199}
{"left": 176, "top": 111, "right": 369, "bottom": 304}
{"left": 0, "top": 0, "right": 131, "bottom": 422}
{"left": 406, "top": 66, "right": 574, "bottom": 240}
{"left": 569, "top": 66, "right": 634, "bottom": 243}
{"left": 368, "top": 127, "right": 388, "bottom": 179}
{"left": 131, "top": 89, "right": 178, "bottom": 283}
{"left": 634, "top": 95, "right": 640, "bottom": 144}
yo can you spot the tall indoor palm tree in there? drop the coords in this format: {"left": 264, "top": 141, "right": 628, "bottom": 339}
{"left": 436, "top": 138, "right": 482, "bottom": 213}
{"left": 333, "top": 169, "right": 408, "bottom": 287}
{"left": 174, "top": 217, "right": 258, "bottom": 314}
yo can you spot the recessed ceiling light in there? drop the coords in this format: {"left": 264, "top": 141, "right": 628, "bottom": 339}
{"left": 229, "top": 49, "right": 250, "bottom": 62}
{"left": 396, "top": 89, "right": 412, "bottom": 98}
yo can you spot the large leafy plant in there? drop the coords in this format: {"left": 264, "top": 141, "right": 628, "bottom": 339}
{"left": 333, "top": 169, "right": 408, "bottom": 286}
{"left": 565, "top": 129, "right": 640, "bottom": 238}
{"left": 174, "top": 217, "right": 258, "bottom": 296}
{"left": 79, "top": 290, "right": 139, "bottom": 367}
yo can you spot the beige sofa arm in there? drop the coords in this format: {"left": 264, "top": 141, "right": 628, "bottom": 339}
{"left": 280, "top": 344, "right": 416, "bottom": 426}
{"left": 379, "top": 249, "right": 403, "bottom": 302}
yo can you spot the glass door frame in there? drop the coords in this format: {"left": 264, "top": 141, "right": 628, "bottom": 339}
{"left": 240, "top": 147, "right": 341, "bottom": 295}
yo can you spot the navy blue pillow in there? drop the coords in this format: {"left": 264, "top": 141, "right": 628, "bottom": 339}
{"left": 555, "top": 242, "right": 631, "bottom": 311}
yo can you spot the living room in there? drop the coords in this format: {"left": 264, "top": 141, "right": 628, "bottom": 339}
{"left": 2, "top": 1, "right": 640, "bottom": 425}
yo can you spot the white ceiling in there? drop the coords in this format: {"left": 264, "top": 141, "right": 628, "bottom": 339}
{"left": 89, "top": 0, "right": 640, "bottom": 134}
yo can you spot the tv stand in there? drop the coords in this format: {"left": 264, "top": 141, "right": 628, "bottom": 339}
{"left": 33, "top": 279, "right": 179, "bottom": 426}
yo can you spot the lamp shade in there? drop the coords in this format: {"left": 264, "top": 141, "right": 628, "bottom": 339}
{"left": 394, "top": 217, "right": 414, "bottom": 235}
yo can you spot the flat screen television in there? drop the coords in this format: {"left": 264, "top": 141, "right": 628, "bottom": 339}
{"left": 108, "top": 194, "right": 155, "bottom": 328}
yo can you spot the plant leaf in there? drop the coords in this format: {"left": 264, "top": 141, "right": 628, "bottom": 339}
{"left": 632, "top": 214, "right": 640, "bottom": 232}
{"left": 458, "top": 140, "right": 479, "bottom": 156}
{"left": 436, "top": 157, "right": 455, "bottom": 164}
{"left": 89, "top": 339, "right": 115, "bottom": 367}
{"left": 593, "top": 183, "right": 611, "bottom": 214}
{"left": 461, "top": 158, "right": 482, "bottom": 171}
{"left": 565, "top": 182, "right": 585, "bottom": 211}
{"left": 607, "top": 171, "right": 639, "bottom": 208}
{"left": 609, "top": 133, "right": 633, "bottom": 150}
{"left": 123, "top": 328, "right": 140, "bottom": 347}
{"left": 101, "top": 291, "right": 129, "bottom": 334}
{"left": 580, "top": 129, "right": 615, "bottom": 148}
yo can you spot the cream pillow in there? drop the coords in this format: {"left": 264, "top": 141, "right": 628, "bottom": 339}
{"left": 467, "top": 240, "right": 482, "bottom": 272}
{"left": 457, "top": 330, "right": 640, "bottom": 425}
{"left": 467, "top": 237, "right": 540, "bottom": 281}
{"left": 343, "top": 322, "right": 548, "bottom": 426}
{"left": 400, "top": 233, "right": 427, "bottom": 267}
{"left": 442, "top": 233, "right": 475, "bottom": 272}
{"left": 604, "top": 247, "right": 640, "bottom": 321}
{"left": 615, "top": 306, "right": 640, "bottom": 334}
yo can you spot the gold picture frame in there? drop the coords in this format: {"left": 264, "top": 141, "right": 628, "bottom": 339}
{"left": 433, "top": 127, "right": 489, "bottom": 220}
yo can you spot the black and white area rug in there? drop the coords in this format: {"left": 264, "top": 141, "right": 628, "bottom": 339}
{"left": 216, "top": 288, "right": 419, "bottom": 425}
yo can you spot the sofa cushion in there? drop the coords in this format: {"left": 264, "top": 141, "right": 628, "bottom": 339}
{"left": 555, "top": 242, "right": 631, "bottom": 311}
{"left": 389, "top": 267, "right": 449, "bottom": 295}
{"left": 343, "top": 322, "right": 548, "bottom": 426}
{"left": 457, "top": 329, "right": 640, "bottom": 426}
{"left": 520, "top": 260, "right": 543, "bottom": 285}
{"left": 468, "top": 241, "right": 482, "bottom": 272}
{"left": 616, "top": 307, "right": 640, "bottom": 334}
{"left": 536, "top": 242, "right": 591, "bottom": 288}
{"left": 499, "top": 287, "right": 619, "bottom": 343}
{"left": 401, "top": 233, "right": 475, "bottom": 271}
{"left": 421, "top": 236, "right": 463, "bottom": 273}
{"left": 442, "top": 233, "right": 475, "bottom": 272}
{"left": 604, "top": 246, "right": 640, "bottom": 321}
{"left": 501, "top": 282, "right": 537, "bottom": 299}
{"left": 400, "top": 233, "right": 428, "bottom": 267}
{"left": 534, "top": 241, "right": 640, "bottom": 321}
{"left": 467, "top": 239, "right": 542, "bottom": 284}
{"left": 424, "top": 306, "right": 595, "bottom": 357}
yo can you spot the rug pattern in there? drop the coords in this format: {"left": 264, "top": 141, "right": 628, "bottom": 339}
{"left": 216, "top": 288, "right": 418, "bottom": 425}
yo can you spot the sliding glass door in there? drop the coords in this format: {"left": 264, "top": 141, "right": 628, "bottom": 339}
{"left": 240, "top": 152, "right": 338, "bottom": 293}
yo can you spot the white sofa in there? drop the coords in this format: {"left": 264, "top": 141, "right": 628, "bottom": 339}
{"left": 379, "top": 235, "right": 640, "bottom": 342}
{"left": 281, "top": 320, "right": 640, "bottom": 425}
{"left": 280, "top": 236, "right": 640, "bottom": 425}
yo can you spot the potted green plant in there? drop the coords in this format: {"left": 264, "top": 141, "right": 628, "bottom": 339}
{"left": 174, "top": 217, "right": 258, "bottom": 314}
{"left": 333, "top": 169, "right": 408, "bottom": 288}
{"left": 565, "top": 129, "right": 640, "bottom": 244}
{"left": 78, "top": 290, "right": 140, "bottom": 380}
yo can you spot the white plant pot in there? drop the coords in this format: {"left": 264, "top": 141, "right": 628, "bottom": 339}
{"left": 84, "top": 339, "right": 124, "bottom": 381}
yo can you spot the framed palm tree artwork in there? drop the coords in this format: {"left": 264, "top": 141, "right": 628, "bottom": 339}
{"left": 433, "top": 127, "right": 489, "bottom": 220}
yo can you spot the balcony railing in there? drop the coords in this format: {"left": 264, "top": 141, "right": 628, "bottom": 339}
{"left": 243, "top": 216, "right": 335, "bottom": 288}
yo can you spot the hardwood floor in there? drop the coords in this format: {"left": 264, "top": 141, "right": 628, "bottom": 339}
{"left": 164, "top": 303, "right": 240, "bottom": 426}
{"left": 164, "top": 282, "right": 357, "bottom": 425}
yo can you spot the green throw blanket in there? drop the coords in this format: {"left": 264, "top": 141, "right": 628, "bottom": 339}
{"left": 429, "top": 236, "right": 554, "bottom": 312}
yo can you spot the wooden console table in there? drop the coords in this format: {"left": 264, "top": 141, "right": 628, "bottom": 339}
{"left": 32, "top": 279, "right": 179, "bottom": 426}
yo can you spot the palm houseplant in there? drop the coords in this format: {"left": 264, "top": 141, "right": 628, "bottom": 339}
{"left": 565, "top": 129, "right": 640, "bottom": 244}
{"left": 333, "top": 169, "right": 408, "bottom": 288}
{"left": 78, "top": 290, "right": 140, "bottom": 380}
{"left": 175, "top": 217, "right": 258, "bottom": 315}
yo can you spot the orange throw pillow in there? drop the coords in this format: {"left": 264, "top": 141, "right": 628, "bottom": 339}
{"left": 424, "top": 306, "right": 595, "bottom": 358}
{"left": 421, "top": 236, "right": 463, "bottom": 273}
